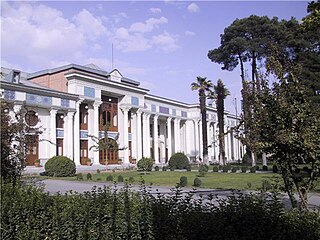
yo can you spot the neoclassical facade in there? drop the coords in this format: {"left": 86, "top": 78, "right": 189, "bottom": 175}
{"left": 1, "top": 64, "right": 244, "bottom": 167}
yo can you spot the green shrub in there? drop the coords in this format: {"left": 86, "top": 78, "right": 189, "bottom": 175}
{"left": 170, "top": 166, "right": 175, "bottom": 171}
{"left": 106, "top": 175, "right": 113, "bottom": 182}
{"left": 250, "top": 166, "right": 256, "bottom": 173}
{"left": 96, "top": 177, "right": 101, "bottom": 181}
{"left": 154, "top": 166, "right": 160, "bottom": 171}
{"left": 273, "top": 165, "right": 278, "bottom": 173}
{"left": 186, "top": 165, "right": 191, "bottom": 172}
{"left": 76, "top": 173, "right": 83, "bottom": 180}
{"left": 222, "top": 165, "right": 231, "bottom": 173}
{"left": 162, "top": 166, "right": 167, "bottom": 171}
{"left": 242, "top": 152, "right": 251, "bottom": 164}
{"left": 213, "top": 166, "right": 219, "bottom": 172}
{"left": 87, "top": 173, "right": 92, "bottom": 180}
{"left": 137, "top": 157, "right": 153, "bottom": 171}
{"left": 255, "top": 165, "right": 260, "bottom": 171}
{"left": 261, "top": 180, "right": 272, "bottom": 192}
{"left": 44, "top": 156, "right": 76, "bottom": 177}
{"left": 241, "top": 166, "right": 248, "bottom": 173}
{"left": 198, "top": 164, "right": 209, "bottom": 177}
{"left": 193, "top": 177, "right": 202, "bottom": 187}
{"left": 168, "top": 152, "right": 190, "bottom": 170}
{"left": 231, "top": 166, "right": 239, "bottom": 173}
{"left": 97, "top": 169, "right": 100, "bottom": 174}
{"left": 118, "top": 175, "right": 124, "bottom": 182}
{"left": 262, "top": 165, "right": 268, "bottom": 171}
{"left": 179, "top": 176, "right": 188, "bottom": 187}
{"left": 128, "top": 176, "right": 135, "bottom": 183}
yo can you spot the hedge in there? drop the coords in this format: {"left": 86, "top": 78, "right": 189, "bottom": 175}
{"left": 168, "top": 152, "right": 190, "bottom": 170}
{"left": 1, "top": 184, "right": 319, "bottom": 240}
{"left": 44, "top": 156, "right": 76, "bottom": 177}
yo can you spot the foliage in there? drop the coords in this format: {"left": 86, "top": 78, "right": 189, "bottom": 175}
{"left": 231, "top": 166, "right": 239, "bottom": 173}
{"left": 198, "top": 164, "right": 209, "bottom": 177}
{"left": 273, "top": 165, "right": 279, "bottom": 174}
{"left": 263, "top": 165, "right": 268, "bottom": 171}
{"left": 76, "top": 173, "right": 83, "bottom": 180}
{"left": 212, "top": 166, "right": 219, "bottom": 172}
{"left": 191, "top": 76, "right": 213, "bottom": 163}
{"left": 128, "top": 176, "right": 135, "bottom": 183}
{"left": 241, "top": 166, "right": 248, "bottom": 173}
{"left": 186, "top": 165, "right": 191, "bottom": 172}
{"left": 154, "top": 166, "right": 160, "bottom": 172}
{"left": 193, "top": 177, "right": 202, "bottom": 187}
{"left": 242, "top": 152, "right": 251, "bottom": 165}
{"left": 179, "top": 176, "right": 188, "bottom": 187}
{"left": 222, "top": 165, "right": 231, "bottom": 173}
{"left": 106, "top": 175, "right": 114, "bottom": 182}
{"left": 250, "top": 167, "right": 257, "bottom": 173}
{"left": 44, "top": 156, "right": 76, "bottom": 177}
{"left": 137, "top": 157, "right": 154, "bottom": 172}
{"left": 162, "top": 166, "right": 167, "bottom": 171}
{"left": 87, "top": 173, "right": 92, "bottom": 180}
{"left": 1, "top": 100, "right": 40, "bottom": 184}
{"left": 168, "top": 152, "right": 190, "bottom": 170}
{"left": 118, "top": 175, "right": 124, "bottom": 183}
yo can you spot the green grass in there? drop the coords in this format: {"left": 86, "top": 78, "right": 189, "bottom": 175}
{"left": 50, "top": 171, "right": 287, "bottom": 191}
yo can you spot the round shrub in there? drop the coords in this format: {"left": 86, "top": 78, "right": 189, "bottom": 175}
{"left": 262, "top": 165, "right": 268, "bottom": 171}
{"left": 193, "top": 177, "right": 202, "bottom": 187}
{"left": 250, "top": 166, "right": 256, "bottom": 173}
{"left": 255, "top": 165, "right": 260, "bottom": 171}
{"left": 168, "top": 152, "right": 190, "bottom": 170}
{"left": 198, "top": 164, "right": 209, "bottom": 176}
{"left": 179, "top": 176, "right": 188, "bottom": 187}
{"left": 76, "top": 173, "right": 83, "bottom": 180}
{"left": 118, "top": 175, "right": 124, "bottom": 182}
{"left": 186, "top": 165, "right": 191, "bottom": 172}
{"left": 137, "top": 157, "right": 154, "bottom": 171}
{"left": 162, "top": 166, "right": 167, "bottom": 171}
{"left": 106, "top": 175, "right": 113, "bottom": 182}
{"left": 231, "top": 166, "right": 239, "bottom": 173}
{"left": 222, "top": 165, "right": 231, "bottom": 173}
{"left": 86, "top": 173, "right": 92, "bottom": 180}
{"left": 170, "top": 166, "right": 175, "bottom": 171}
{"left": 273, "top": 165, "right": 278, "bottom": 173}
{"left": 44, "top": 156, "right": 76, "bottom": 177}
{"left": 213, "top": 166, "right": 219, "bottom": 172}
{"left": 154, "top": 166, "right": 160, "bottom": 171}
{"left": 241, "top": 166, "right": 248, "bottom": 173}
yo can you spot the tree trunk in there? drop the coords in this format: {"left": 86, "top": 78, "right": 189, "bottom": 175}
{"left": 199, "top": 89, "right": 208, "bottom": 164}
{"left": 217, "top": 88, "right": 226, "bottom": 165}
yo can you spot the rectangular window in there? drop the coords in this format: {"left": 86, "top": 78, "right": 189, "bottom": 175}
{"left": 56, "top": 139, "right": 63, "bottom": 156}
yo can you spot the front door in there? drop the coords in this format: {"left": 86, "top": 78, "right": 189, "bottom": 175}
{"left": 99, "top": 138, "right": 119, "bottom": 164}
{"left": 26, "top": 135, "right": 39, "bottom": 166}
{"left": 80, "top": 140, "right": 88, "bottom": 165}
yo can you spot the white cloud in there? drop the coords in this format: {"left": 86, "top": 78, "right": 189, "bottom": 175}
{"left": 152, "top": 32, "right": 179, "bottom": 52}
{"left": 150, "top": 8, "right": 162, "bottom": 14}
{"left": 112, "top": 32, "right": 152, "bottom": 52}
{"left": 129, "top": 17, "right": 168, "bottom": 33}
{"left": 112, "top": 12, "right": 128, "bottom": 24}
{"left": 185, "top": 30, "right": 195, "bottom": 36}
{"left": 187, "top": 3, "right": 200, "bottom": 13}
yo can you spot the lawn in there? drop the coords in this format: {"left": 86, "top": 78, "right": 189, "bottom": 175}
{"left": 53, "top": 171, "right": 285, "bottom": 191}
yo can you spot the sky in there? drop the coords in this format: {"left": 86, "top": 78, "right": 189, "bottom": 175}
{"left": 1, "top": 0, "right": 309, "bottom": 114}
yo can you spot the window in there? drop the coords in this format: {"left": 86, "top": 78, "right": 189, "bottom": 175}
{"left": 107, "top": 111, "right": 111, "bottom": 124}
{"left": 113, "top": 112, "right": 117, "bottom": 126}
{"left": 56, "top": 114, "right": 64, "bottom": 129}
{"left": 80, "top": 140, "right": 88, "bottom": 158}
{"left": 80, "top": 104, "right": 88, "bottom": 130}
{"left": 25, "top": 110, "right": 38, "bottom": 126}
{"left": 56, "top": 139, "right": 63, "bottom": 156}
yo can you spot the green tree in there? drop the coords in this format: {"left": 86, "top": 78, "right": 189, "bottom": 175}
{"left": 211, "top": 79, "right": 230, "bottom": 165}
{"left": 191, "top": 76, "right": 213, "bottom": 163}
{"left": 0, "top": 100, "right": 40, "bottom": 184}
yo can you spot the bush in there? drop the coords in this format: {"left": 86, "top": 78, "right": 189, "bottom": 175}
{"left": 106, "top": 175, "right": 113, "bottom": 182}
{"left": 255, "top": 165, "right": 260, "bottom": 171}
{"left": 168, "top": 152, "right": 190, "bottom": 170}
{"left": 186, "top": 165, "right": 191, "bottom": 172}
{"left": 162, "top": 166, "right": 167, "bottom": 171}
{"left": 241, "top": 166, "right": 248, "bottom": 173}
{"left": 231, "top": 166, "right": 239, "bottom": 173}
{"left": 242, "top": 152, "right": 251, "bottom": 164}
{"left": 193, "top": 177, "right": 202, "bottom": 187}
{"left": 179, "top": 176, "right": 188, "bottom": 187}
{"left": 44, "top": 156, "right": 76, "bottom": 177}
{"left": 86, "top": 173, "right": 92, "bottom": 180}
{"left": 198, "top": 164, "right": 209, "bottom": 177}
{"left": 222, "top": 165, "right": 231, "bottom": 173}
{"left": 128, "top": 176, "right": 135, "bottom": 183}
{"left": 170, "top": 166, "right": 175, "bottom": 171}
{"left": 97, "top": 169, "right": 100, "bottom": 174}
{"left": 76, "top": 173, "right": 83, "bottom": 180}
{"left": 154, "top": 166, "right": 160, "bottom": 171}
{"left": 213, "top": 166, "right": 219, "bottom": 172}
{"left": 250, "top": 166, "right": 256, "bottom": 173}
{"left": 118, "top": 175, "right": 124, "bottom": 182}
{"left": 137, "top": 157, "right": 153, "bottom": 171}
{"left": 273, "top": 165, "right": 278, "bottom": 173}
{"left": 262, "top": 165, "right": 268, "bottom": 171}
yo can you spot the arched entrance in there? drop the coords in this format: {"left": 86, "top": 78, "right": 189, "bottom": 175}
{"left": 99, "top": 138, "right": 119, "bottom": 164}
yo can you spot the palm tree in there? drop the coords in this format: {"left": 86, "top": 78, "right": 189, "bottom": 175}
{"left": 213, "top": 79, "right": 230, "bottom": 165}
{"left": 191, "top": 76, "right": 213, "bottom": 164}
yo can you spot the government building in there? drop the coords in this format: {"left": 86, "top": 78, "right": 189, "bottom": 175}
{"left": 1, "top": 64, "right": 244, "bottom": 167}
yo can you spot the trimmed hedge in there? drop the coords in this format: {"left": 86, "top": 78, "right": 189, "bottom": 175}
{"left": 179, "top": 176, "right": 188, "bottom": 187}
{"left": 168, "top": 152, "right": 190, "bottom": 170}
{"left": 137, "top": 157, "right": 153, "bottom": 171}
{"left": 44, "top": 156, "right": 76, "bottom": 177}
{"left": 193, "top": 177, "right": 202, "bottom": 187}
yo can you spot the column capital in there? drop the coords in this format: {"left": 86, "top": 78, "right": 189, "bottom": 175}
{"left": 50, "top": 109, "right": 58, "bottom": 115}
{"left": 153, "top": 114, "right": 159, "bottom": 120}
{"left": 93, "top": 100, "right": 102, "bottom": 108}
{"left": 67, "top": 111, "right": 75, "bottom": 118}
{"left": 167, "top": 117, "right": 172, "bottom": 122}
{"left": 120, "top": 105, "right": 131, "bottom": 113}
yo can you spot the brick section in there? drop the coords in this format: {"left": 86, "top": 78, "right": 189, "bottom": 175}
{"left": 30, "top": 70, "right": 70, "bottom": 92}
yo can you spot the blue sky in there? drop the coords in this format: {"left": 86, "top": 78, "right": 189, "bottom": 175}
{"left": 1, "top": 1, "right": 309, "bottom": 114}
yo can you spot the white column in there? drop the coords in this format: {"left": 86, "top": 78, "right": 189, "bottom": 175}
{"left": 212, "top": 122, "right": 217, "bottom": 161}
{"left": 88, "top": 106, "right": 94, "bottom": 161}
{"left": 153, "top": 115, "right": 159, "bottom": 163}
{"left": 199, "top": 121, "right": 203, "bottom": 161}
{"left": 174, "top": 118, "right": 181, "bottom": 153}
{"left": 262, "top": 152, "right": 267, "bottom": 166}
{"left": 167, "top": 117, "right": 172, "bottom": 160}
{"left": 93, "top": 101, "right": 101, "bottom": 165}
{"left": 73, "top": 101, "right": 82, "bottom": 165}
{"left": 207, "top": 121, "right": 212, "bottom": 162}
{"left": 185, "top": 120, "right": 191, "bottom": 159}
{"left": 122, "top": 106, "right": 130, "bottom": 164}
{"left": 142, "top": 113, "right": 150, "bottom": 157}
{"left": 146, "top": 114, "right": 151, "bottom": 157}
{"left": 50, "top": 109, "right": 57, "bottom": 158}
{"left": 66, "top": 112, "right": 74, "bottom": 160}
{"left": 194, "top": 119, "right": 199, "bottom": 160}
{"left": 136, "top": 110, "right": 142, "bottom": 161}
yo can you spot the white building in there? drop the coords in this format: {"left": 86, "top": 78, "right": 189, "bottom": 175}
{"left": 1, "top": 64, "right": 244, "bottom": 167}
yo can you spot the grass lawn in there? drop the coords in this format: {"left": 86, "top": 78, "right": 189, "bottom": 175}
{"left": 50, "top": 171, "right": 287, "bottom": 191}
